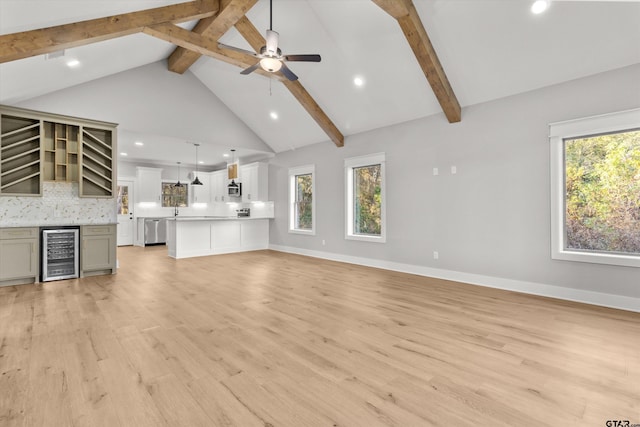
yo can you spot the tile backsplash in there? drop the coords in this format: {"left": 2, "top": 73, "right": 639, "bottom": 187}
{"left": 0, "top": 182, "right": 116, "bottom": 227}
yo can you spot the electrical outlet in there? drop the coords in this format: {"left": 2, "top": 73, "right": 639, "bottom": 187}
{"left": 433, "top": 251, "right": 439, "bottom": 260}
{"left": 322, "top": 240, "right": 326, "bottom": 246}
{"left": 433, "top": 167, "right": 439, "bottom": 176}
{"left": 451, "top": 166, "right": 457, "bottom": 174}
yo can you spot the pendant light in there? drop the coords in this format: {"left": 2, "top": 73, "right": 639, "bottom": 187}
{"left": 228, "top": 149, "right": 240, "bottom": 194}
{"left": 228, "top": 149, "right": 238, "bottom": 180}
{"left": 174, "top": 162, "right": 184, "bottom": 188}
{"left": 191, "top": 143, "right": 203, "bottom": 186}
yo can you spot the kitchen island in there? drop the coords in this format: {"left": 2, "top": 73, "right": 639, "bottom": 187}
{"left": 166, "top": 217, "right": 269, "bottom": 259}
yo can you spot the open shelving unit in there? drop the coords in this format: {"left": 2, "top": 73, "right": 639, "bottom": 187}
{"left": 0, "top": 115, "right": 42, "bottom": 196}
{"left": 1, "top": 105, "right": 117, "bottom": 199}
{"left": 80, "top": 127, "right": 114, "bottom": 197}
{"left": 43, "top": 121, "right": 79, "bottom": 182}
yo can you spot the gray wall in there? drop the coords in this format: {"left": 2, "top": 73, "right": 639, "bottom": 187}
{"left": 17, "top": 61, "right": 271, "bottom": 153}
{"left": 268, "top": 64, "right": 640, "bottom": 300}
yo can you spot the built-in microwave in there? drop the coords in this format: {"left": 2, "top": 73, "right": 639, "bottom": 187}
{"left": 228, "top": 180, "right": 242, "bottom": 197}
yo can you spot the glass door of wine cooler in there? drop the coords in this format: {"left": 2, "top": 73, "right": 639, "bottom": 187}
{"left": 42, "top": 229, "right": 79, "bottom": 281}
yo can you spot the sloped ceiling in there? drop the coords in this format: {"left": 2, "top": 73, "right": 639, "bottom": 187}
{"left": 1, "top": 0, "right": 639, "bottom": 164}
{"left": 15, "top": 61, "right": 272, "bottom": 168}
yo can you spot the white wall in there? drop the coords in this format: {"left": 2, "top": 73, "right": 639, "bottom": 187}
{"left": 268, "top": 64, "right": 640, "bottom": 307}
{"left": 16, "top": 61, "right": 272, "bottom": 153}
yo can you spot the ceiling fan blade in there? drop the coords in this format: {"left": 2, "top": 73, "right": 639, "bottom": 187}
{"left": 265, "top": 29, "right": 279, "bottom": 55}
{"left": 240, "top": 62, "right": 261, "bottom": 75}
{"left": 279, "top": 62, "right": 298, "bottom": 81}
{"left": 283, "top": 54, "right": 321, "bottom": 62}
{"left": 218, "top": 43, "right": 258, "bottom": 57}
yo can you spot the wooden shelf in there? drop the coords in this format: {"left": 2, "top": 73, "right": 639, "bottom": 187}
{"left": 1, "top": 159, "right": 40, "bottom": 177}
{"left": 81, "top": 127, "right": 114, "bottom": 197}
{"left": 1, "top": 171, "right": 40, "bottom": 190}
{"left": 42, "top": 121, "right": 80, "bottom": 182}
{"left": 0, "top": 122, "right": 39, "bottom": 139}
{"left": 1, "top": 106, "right": 117, "bottom": 198}
{"left": 83, "top": 144, "right": 112, "bottom": 164}
{"left": 0, "top": 113, "right": 41, "bottom": 195}
{"left": 2, "top": 134, "right": 40, "bottom": 151}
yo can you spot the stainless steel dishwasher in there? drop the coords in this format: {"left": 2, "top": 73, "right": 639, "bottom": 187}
{"left": 144, "top": 218, "right": 167, "bottom": 246}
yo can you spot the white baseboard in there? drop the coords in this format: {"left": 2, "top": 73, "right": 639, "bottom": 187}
{"left": 268, "top": 244, "right": 640, "bottom": 313}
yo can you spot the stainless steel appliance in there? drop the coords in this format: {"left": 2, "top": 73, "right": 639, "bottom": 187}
{"left": 144, "top": 218, "right": 167, "bottom": 245}
{"left": 228, "top": 180, "right": 242, "bottom": 198}
{"left": 41, "top": 227, "right": 79, "bottom": 282}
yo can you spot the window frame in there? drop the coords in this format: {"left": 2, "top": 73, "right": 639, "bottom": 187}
{"left": 344, "top": 152, "right": 386, "bottom": 243}
{"left": 549, "top": 108, "right": 640, "bottom": 268}
{"left": 288, "top": 164, "right": 316, "bottom": 235}
{"left": 161, "top": 181, "right": 189, "bottom": 208}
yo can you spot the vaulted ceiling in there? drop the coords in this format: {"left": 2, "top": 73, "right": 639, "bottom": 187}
{"left": 1, "top": 0, "right": 639, "bottom": 167}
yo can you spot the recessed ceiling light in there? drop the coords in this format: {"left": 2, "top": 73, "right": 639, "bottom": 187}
{"left": 66, "top": 59, "right": 80, "bottom": 68}
{"left": 270, "top": 111, "right": 279, "bottom": 120}
{"left": 134, "top": 141, "right": 144, "bottom": 146}
{"left": 354, "top": 76, "right": 365, "bottom": 87}
{"left": 531, "top": 0, "right": 550, "bottom": 14}
{"left": 120, "top": 152, "right": 128, "bottom": 156}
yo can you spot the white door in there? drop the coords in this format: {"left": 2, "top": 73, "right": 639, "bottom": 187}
{"left": 116, "top": 180, "right": 134, "bottom": 246}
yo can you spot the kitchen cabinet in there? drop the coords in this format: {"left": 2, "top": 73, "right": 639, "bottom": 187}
{"left": 0, "top": 112, "right": 42, "bottom": 196}
{"left": 1, "top": 105, "right": 117, "bottom": 198}
{"left": 167, "top": 218, "right": 269, "bottom": 259}
{"left": 81, "top": 224, "right": 116, "bottom": 277}
{"left": 80, "top": 125, "right": 115, "bottom": 198}
{"left": 0, "top": 227, "right": 39, "bottom": 285}
{"left": 136, "top": 167, "right": 162, "bottom": 204}
{"left": 43, "top": 122, "right": 79, "bottom": 182}
{"left": 240, "top": 162, "right": 268, "bottom": 202}
{"left": 190, "top": 171, "right": 210, "bottom": 204}
{"left": 210, "top": 170, "right": 228, "bottom": 203}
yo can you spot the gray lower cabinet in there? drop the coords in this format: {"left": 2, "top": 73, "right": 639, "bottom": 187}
{"left": 0, "top": 227, "right": 39, "bottom": 285}
{"left": 81, "top": 224, "right": 116, "bottom": 277}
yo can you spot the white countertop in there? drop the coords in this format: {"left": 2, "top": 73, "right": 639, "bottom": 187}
{"left": 168, "top": 216, "right": 272, "bottom": 221}
{"left": 1, "top": 222, "right": 116, "bottom": 228}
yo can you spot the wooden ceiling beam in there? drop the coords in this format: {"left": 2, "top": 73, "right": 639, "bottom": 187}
{"left": 372, "top": 0, "right": 461, "bottom": 123}
{"left": 144, "top": 23, "right": 285, "bottom": 81}
{"left": 234, "top": 16, "right": 344, "bottom": 147}
{"left": 167, "top": 0, "right": 259, "bottom": 74}
{"left": 0, "top": 0, "right": 218, "bottom": 64}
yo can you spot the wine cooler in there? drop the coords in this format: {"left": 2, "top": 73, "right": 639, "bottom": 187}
{"left": 41, "top": 227, "right": 79, "bottom": 282}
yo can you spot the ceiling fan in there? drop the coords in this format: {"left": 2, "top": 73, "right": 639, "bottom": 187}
{"left": 218, "top": 0, "right": 321, "bottom": 81}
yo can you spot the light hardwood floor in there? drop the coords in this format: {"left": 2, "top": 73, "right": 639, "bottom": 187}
{"left": 1, "top": 246, "right": 639, "bottom": 426}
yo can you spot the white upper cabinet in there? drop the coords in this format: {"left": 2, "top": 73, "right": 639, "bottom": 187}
{"left": 240, "top": 162, "right": 268, "bottom": 202}
{"left": 189, "top": 171, "right": 210, "bottom": 204}
{"left": 210, "top": 170, "right": 228, "bottom": 203}
{"left": 136, "top": 167, "right": 162, "bottom": 203}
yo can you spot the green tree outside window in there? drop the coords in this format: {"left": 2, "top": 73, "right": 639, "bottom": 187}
{"left": 295, "top": 174, "right": 313, "bottom": 230}
{"left": 565, "top": 129, "right": 640, "bottom": 254}
{"left": 353, "top": 164, "right": 382, "bottom": 236}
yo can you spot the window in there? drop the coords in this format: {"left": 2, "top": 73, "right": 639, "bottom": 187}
{"left": 550, "top": 108, "right": 640, "bottom": 267}
{"left": 289, "top": 165, "right": 315, "bottom": 234}
{"left": 345, "top": 153, "right": 386, "bottom": 243}
{"left": 161, "top": 182, "right": 188, "bottom": 207}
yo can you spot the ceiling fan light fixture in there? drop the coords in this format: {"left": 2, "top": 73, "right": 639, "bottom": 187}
{"left": 260, "top": 57, "right": 282, "bottom": 73}
{"left": 531, "top": 0, "right": 550, "bottom": 14}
